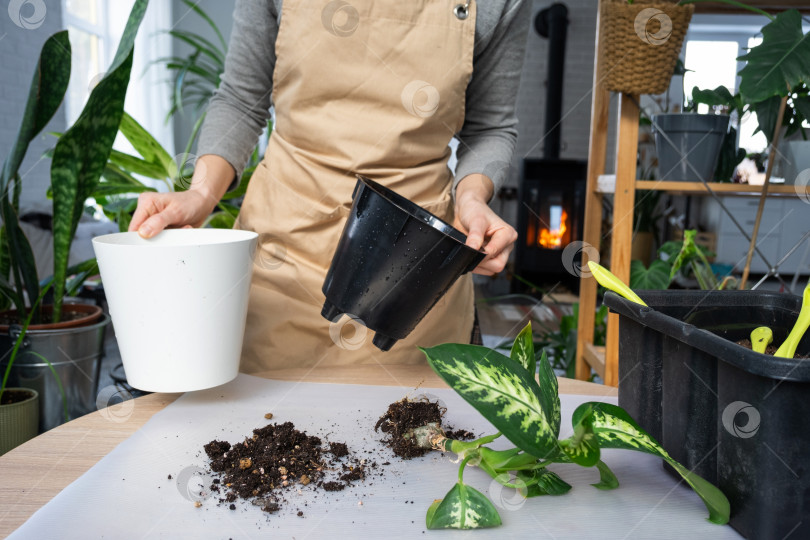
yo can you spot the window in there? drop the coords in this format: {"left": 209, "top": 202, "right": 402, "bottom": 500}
{"left": 62, "top": 0, "right": 173, "bottom": 158}
{"left": 681, "top": 15, "right": 810, "bottom": 154}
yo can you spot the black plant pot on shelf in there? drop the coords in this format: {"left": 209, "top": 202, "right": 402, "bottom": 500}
{"left": 652, "top": 113, "right": 729, "bottom": 182}
{"left": 605, "top": 290, "right": 810, "bottom": 540}
{"left": 321, "top": 176, "right": 485, "bottom": 351}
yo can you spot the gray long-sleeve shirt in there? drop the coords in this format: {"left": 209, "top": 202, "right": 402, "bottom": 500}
{"left": 197, "top": 0, "right": 529, "bottom": 194}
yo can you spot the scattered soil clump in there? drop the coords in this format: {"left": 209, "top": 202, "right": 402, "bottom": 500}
{"left": 375, "top": 397, "right": 473, "bottom": 458}
{"left": 203, "top": 420, "right": 366, "bottom": 514}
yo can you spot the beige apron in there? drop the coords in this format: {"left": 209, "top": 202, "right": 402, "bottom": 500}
{"left": 236, "top": 0, "right": 477, "bottom": 372}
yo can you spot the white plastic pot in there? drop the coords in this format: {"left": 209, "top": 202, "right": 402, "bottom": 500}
{"left": 93, "top": 230, "right": 259, "bottom": 392}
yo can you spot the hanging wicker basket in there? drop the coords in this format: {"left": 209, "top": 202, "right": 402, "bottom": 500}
{"left": 598, "top": 0, "right": 694, "bottom": 95}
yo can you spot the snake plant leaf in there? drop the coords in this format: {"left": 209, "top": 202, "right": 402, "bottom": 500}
{"left": 558, "top": 404, "right": 600, "bottom": 467}
{"left": 0, "top": 31, "right": 71, "bottom": 318}
{"left": 577, "top": 402, "right": 730, "bottom": 524}
{"left": 517, "top": 469, "right": 572, "bottom": 497}
{"left": 51, "top": 0, "right": 148, "bottom": 321}
{"left": 426, "top": 482, "right": 502, "bottom": 529}
{"left": 592, "top": 460, "right": 620, "bottom": 490}
{"left": 118, "top": 112, "right": 175, "bottom": 177}
{"left": 422, "top": 344, "right": 560, "bottom": 459}
{"left": 2, "top": 197, "right": 39, "bottom": 319}
{"left": 510, "top": 322, "right": 536, "bottom": 373}
{"left": 738, "top": 10, "right": 810, "bottom": 103}
{"left": 1, "top": 31, "right": 71, "bottom": 192}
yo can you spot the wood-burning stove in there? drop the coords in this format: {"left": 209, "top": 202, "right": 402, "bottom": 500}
{"left": 514, "top": 159, "right": 586, "bottom": 291}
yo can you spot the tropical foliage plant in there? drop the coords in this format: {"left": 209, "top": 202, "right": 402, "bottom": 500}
{"left": 88, "top": 112, "right": 257, "bottom": 231}
{"left": 416, "top": 323, "right": 730, "bottom": 529}
{"left": 630, "top": 229, "right": 734, "bottom": 290}
{"left": 90, "top": 0, "right": 268, "bottom": 231}
{"left": 0, "top": 0, "right": 148, "bottom": 324}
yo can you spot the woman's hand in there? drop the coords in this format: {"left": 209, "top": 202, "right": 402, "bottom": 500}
{"left": 129, "top": 155, "right": 236, "bottom": 238}
{"left": 453, "top": 174, "right": 517, "bottom": 276}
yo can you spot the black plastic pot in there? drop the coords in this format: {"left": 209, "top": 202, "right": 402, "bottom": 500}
{"left": 652, "top": 113, "right": 729, "bottom": 182}
{"left": 321, "top": 176, "right": 485, "bottom": 351}
{"left": 605, "top": 290, "right": 810, "bottom": 540}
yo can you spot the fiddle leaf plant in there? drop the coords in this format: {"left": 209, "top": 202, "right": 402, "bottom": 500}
{"left": 418, "top": 322, "right": 730, "bottom": 530}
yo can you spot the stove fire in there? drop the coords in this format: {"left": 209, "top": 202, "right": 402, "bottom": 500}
{"left": 515, "top": 159, "right": 586, "bottom": 292}
{"left": 538, "top": 208, "right": 567, "bottom": 249}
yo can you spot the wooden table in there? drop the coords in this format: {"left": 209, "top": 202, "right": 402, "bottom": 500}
{"left": 0, "top": 365, "right": 616, "bottom": 537}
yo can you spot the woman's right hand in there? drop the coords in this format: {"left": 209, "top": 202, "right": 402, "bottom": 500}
{"left": 129, "top": 154, "right": 236, "bottom": 238}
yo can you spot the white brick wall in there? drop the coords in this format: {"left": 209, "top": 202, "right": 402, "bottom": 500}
{"left": 514, "top": 0, "right": 600, "bottom": 168}
{"left": 499, "top": 0, "right": 614, "bottom": 228}
{"left": 0, "top": 0, "right": 66, "bottom": 214}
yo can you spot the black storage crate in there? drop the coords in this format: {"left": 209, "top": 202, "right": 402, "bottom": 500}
{"left": 604, "top": 290, "right": 810, "bottom": 540}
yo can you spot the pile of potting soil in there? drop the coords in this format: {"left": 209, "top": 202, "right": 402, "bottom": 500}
{"left": 374, "top": 397, "right": 473, "bottom": 458}
{"left": 204, "top": 421, "right": 368, "bottom": 514}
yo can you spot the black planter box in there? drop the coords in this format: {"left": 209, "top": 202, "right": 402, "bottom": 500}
{"left": 604, "top": 290, "right": 810, "bottom": 540}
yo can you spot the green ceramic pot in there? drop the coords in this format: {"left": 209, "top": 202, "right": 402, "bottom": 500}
{"left": 0, "top": 388, "right": 39, "bottom": 455}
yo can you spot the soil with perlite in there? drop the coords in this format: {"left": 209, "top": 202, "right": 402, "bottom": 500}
{"left": 198, "top": 396, "right": 471, "bottom": 518}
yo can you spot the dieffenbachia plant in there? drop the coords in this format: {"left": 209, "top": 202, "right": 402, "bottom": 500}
{"left": 418, "top": 323, "right": 730, "bottom": 530}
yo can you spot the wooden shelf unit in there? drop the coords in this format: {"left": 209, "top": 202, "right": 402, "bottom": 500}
{"left": 574, "top": 0, "right": 810, "bottom": 387}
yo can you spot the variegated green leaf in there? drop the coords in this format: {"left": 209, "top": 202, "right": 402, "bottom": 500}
{"left": 426, "top": 483, "right": 501, "bottom": 529}
{"left": 517, "top": 469, "right": 572, "bottom": 497}
{"left": 510, "top": 322, "right": 535, "bottom": 373}
{"left": 592, "top": 460, "right": 619, "bottom": 490}
{"left": 422, "top": 344, "right": 560, "bottom": 459}
{"left": 2, "top": 196, "right": 39, "bottom": 321}
{"left": 1, "top": 31, "right": 71, "bottom": 192}
{"left": 558, "top": 404, "right": 600, "bottom": 467}
{"left": 108, "top": 149, "right": 168, "bottom": 179}
{"left": 578, "top": 402, "right": 730, "bottom": 524}
{"left": 478, "top": 447, "right": 538, "bottom": 474}
{"left": 510, "top": 324, "right": 561, "bottom": 436}
{"left": 1, "top": 31, "right": 71, "bottom": 318}
{"left": 536, "top": 349, "right": 561, "bottom": 435}
{"left": 51, "top": 0, "right": 148, "bottom": 321}
{"left": 119, "top": 112, "right": 174, "bottom": 175}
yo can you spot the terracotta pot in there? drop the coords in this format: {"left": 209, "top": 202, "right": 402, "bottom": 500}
{"left": 0, "top": 303, "right": 103, "bottom": 332}
{"left": 0, "top": 387, "right": 39, "bottom": 455}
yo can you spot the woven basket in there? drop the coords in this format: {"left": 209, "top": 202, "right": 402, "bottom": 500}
{"left": 598, "top": 0, "right": 694, "bottom": 95}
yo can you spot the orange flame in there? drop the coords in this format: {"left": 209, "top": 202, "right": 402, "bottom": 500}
{"left": 537, "top": 209, "right": 567, "bottom": 249}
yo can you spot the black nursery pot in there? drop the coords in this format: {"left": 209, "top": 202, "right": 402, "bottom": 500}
{"left": 604, "top": 290, "right": 810, "bottom": 540}
{"left": 321, "top": 176, "right": 485, "bottom": 351}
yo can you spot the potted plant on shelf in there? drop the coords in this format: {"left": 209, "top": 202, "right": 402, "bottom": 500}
{"left": 651, "top": 90, "right": 731, "bottom": 182}
{"left": 598, "top": 0, "right": 695, "bottom": 96}
{"left": 653, "top": 2, "right": 810, "bottom": 183}
{"left": 0, "top": 0, "right": 149, "bottom": 438}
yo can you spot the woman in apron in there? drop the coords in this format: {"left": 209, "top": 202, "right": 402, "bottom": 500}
{"left": 130, "top": 0, "right": 530, "bottom": 372}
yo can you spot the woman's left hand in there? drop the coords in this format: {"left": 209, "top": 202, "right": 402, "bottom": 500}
{"left": 453, "top": 174, "right": 518, "bottom": 276}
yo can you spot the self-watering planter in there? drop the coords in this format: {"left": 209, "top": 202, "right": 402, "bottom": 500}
{"left": 652, "top": 114, "right": 729, "bottom": 182}
{"left": 93, "top": 229, "right": 258, "bottom": 392}
{"left": 605, "top": 290, "right": 810, "bottom": 540}
{"left": 321, "top": 176, "right": 485, "bottom": 351}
